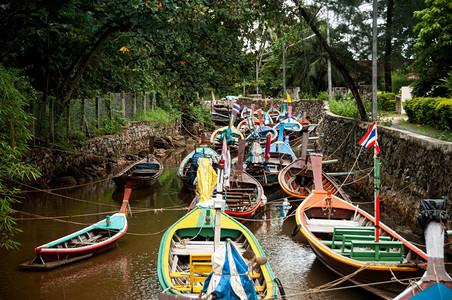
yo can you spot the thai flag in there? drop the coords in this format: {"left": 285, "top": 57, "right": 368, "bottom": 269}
{"left": 232, "top": 102, "right": 240, "bottom": 114}
{"left": 359, "top": 121, "right": 380, "bottom": 155}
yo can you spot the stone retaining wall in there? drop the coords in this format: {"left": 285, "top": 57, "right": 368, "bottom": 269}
{"left": 26, "top": 121, "right": 181, "bottom": 187}
{"left": 319, "top": 112, "right": 452, "bottom": 236}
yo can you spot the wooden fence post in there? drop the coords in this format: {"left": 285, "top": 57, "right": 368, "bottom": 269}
{"left": 121, "top": 91, "right": 126, "bottom": 118}
{"left": 152, "top": 91, "right": 156, "bottom": 110}
{"left": 96, "top": 96, "right": 100, "bottom": 130}
{"left": 143, "top": 91, "right": 147, "bottom": 111}
{"left": 80, "top": 98, "right": 85, "bottom": 133}
{"left": 50, "top": 95, "right": 54, "bottom": 142}
{"left": 109, "top": 93, "right": 113, "bottom": 120}
{"left": 66, "top": 101, "right": 71, "bottom": 137}
{"left": 133, "top": 91, "right": 137, "bottom": 118}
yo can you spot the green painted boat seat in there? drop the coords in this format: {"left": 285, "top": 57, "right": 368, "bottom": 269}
{"left": 324, "top": 234, "right": 392, "bottom": 250}
{"left": 350, "top": 240, "right": 404, "bottom": 263}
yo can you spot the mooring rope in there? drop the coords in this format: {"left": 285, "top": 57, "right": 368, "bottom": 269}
{"left": 323, "top": 123, "right": 357, "bottom": 161}
{"left": 273, "top": 275, "right": 422, "bottom": 299}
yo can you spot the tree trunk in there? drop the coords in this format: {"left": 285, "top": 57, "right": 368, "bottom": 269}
{"left": 294, "top": 1, "right": 368, "bottom": 121}
{"left": 384, "top": 0, "right": 394, "bottom": 92}
{"left": 58, "top": 25, "right": 120, "bottom": 111}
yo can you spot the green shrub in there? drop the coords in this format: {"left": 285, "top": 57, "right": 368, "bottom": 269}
{"left": 404, "top": 97, "right": 452, "bottom": 130}
{"left": 97, "top": 117, "right": 125, "bottom": 135}
{"left": 316, "top": 91, "right": 329, "bottom": 101}
{"left": 329, "top": 99, "right": 360, "bottom": 118}
{"left": 391, "top": 72, "right": 415, "bottom": 94}
{"left": 377, "top": 92, "right": 396, "bottom": 111}
{"left": 135, "top": 107, "right": 179, "bottom": 127}
{"left": 182, "top": 103, "right": 214, "bottom": 129}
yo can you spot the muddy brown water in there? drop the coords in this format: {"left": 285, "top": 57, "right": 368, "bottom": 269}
{"left": 1, "top": 149, "right": 381, "bottom": 300}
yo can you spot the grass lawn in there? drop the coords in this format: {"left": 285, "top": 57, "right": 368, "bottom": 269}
{"left": 397, "top": 119, "right": 452, "bottom": 142}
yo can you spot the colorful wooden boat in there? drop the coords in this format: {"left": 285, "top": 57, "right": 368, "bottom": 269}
{"left": 293, "top": 154, "right": 428, "bottom": 298}
{"left": 278, "top": 131, "right": 350, "bottom": 202}
{"left": 177, "top": 135, "right": 220, "bottom": 191}
{"left": 245, "top": 125, "right": 296, "bottom": 187}
{"left": 113, "top": 154, "right": 163, "bottom": 189}
{"left": 113, "top": 137, "right": 163, "bottom": 189}
{"left": 210, "top": 118, "right": 244, "bottom": 150}
{"left": 188, "top": 148, "right": 265, "bottom": 217}
{"left": 157, "top": 206, "right": 279, "bottom": 299}
{"left": 395, "top": 199, "right": 452, "bottom": 300}
{"left": 20, "top": 189, "right": 132, "bottom": 270}
{"left": 266, "top": 106, "right": 281, "bottom": 123}
{"left": 237, "top": 112, "right": 278, "bottom": 145}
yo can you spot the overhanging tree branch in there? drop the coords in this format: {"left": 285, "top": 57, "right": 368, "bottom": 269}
{"left": 59, "top": 24, "right": 122, "bottom": 110}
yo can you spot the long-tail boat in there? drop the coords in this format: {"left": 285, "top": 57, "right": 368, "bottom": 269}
{"left": 210, "top": 118, "right": 244, "bottom": 150}
{"left": 158, "top": 154, "right": 281, "bottom": 299}
{"left": 189, "top": 139, "right": 265, "bottom": 217}
{"left": 245, "top": 124, "right": 296, "bottom": 187}
{"left": 113, "top": 136, "right": 163, "bottom": 189}
{"left": 395, "top": 199, "right": 452, "bottom": 299}
{"left": 278, "top": 130, "right": 350, "bottom": 202}
{"left": 177, "top": 133, "right": 220, "bottom": 191}
{"left": 293, "top": 152, "right": 428, "bottom": 298}
{"left": 20, "top": 189, "right": 132, "bottom": 270}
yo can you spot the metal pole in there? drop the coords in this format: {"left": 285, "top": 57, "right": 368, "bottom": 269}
{"left": 283, "top": 41, "right": 286, "bottom": 98}
{"left": 372, "top": 0, "right": 378, "bottom": 121}
{"left": 327, "top": 10, "right": 332, "bottom": 101}
{"left": 256, "top": 60, "right": 259, "bottom": 97}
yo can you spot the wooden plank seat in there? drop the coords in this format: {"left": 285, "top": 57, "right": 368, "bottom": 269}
{"left": 66, "top": 234, "right": 104, "bottom": 247}
{"left": 306, "top": 219, "right": 361, "bottom": 233}
{"left": 189, "top": 254, "right": 212, "bottom": 292}
{"left": 350, "top": 240, "right": 404, "bottom": 263}
{"left": 171, "top": 241, "right": 245, "bottom": 255}
{"left": 332, "top": 226, "right": 375, "bottom": 243}
{"left": 325, "top": 234, "right": 392, "bottom": 253}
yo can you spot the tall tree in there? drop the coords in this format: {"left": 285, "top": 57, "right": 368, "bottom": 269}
{"left": 384, "top": 0, "right": 393, "bottom": 92}
{"left": 412, "top": 0, "right": 452, "bottom": 97}
{"left": 293, "top": 0, "right": 368, "bottom": 120}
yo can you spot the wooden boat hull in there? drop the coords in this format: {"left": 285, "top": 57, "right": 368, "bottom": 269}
{"left": 295, "top": 190, "right": 427, "bottom": 298}
{"left": 210, "top": 126, "right": 244, "bottom": 149}
{"left": 157, "top": 207, "right": 278, "bottom": 299}
{"left": 20, "top": 212, "right": 128, "bottom": 270}
{"left": 188, "top": 170, "right": 264, "bottom": 217}
{"left": 113, "top": 155, "right": 163, "bottom": 189}
{"left": 278, "top": 157, "right": 351, "bottom": 202}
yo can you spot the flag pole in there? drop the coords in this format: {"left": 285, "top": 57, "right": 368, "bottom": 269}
{"left": 374, "top": 125, "right": 380, "bottom": 242}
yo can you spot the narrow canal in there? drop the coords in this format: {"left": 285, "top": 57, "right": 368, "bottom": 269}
{"left": 0, "top": 149, "right": 378, "bottom": 299}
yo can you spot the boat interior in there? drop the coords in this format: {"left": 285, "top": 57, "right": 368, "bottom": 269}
{"left": 129, "top": 163, "right": 160, "bottom": 177}
{"left": 50, "top": 228, "right": 119, "bottom": 249}
{"left": 167, "top": 229, "right": 268, "bottom": 296}
{"left": 303, "top": 207, "right": 424, "bottom": 265}
{"left": 212, "top": 183, "right": 259, "bottom": 212}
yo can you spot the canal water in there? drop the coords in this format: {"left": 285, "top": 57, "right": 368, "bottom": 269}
{"left": 0, "top": 149, "right": 378, "bottom": 300}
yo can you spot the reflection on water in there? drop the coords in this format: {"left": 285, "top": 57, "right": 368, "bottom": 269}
{"left": 1, "top": 151, "right": 378, "bottom": 300}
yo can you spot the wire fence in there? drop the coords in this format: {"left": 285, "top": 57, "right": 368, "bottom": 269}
{"left": 32, "top": 91, "right": 158, "bottom": 141}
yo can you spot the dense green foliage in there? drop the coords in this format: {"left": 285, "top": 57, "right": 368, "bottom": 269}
{"left": 0, "top": 0, "right": 289, "bottom": 142}
{"left": 329, "top": 99, "right": 372, "bottom": 118}
{"left": 135, "top": 107, "right": 180, "bottom": 128}
{"left": 404, "top": 97, "right": 452, "bottom": 130}
{"left": 0, "top": 64, "right": 41, "bottom": 249}
{"left": 377, "top": 92, "right": 396, "bottom": 111}
{"left": 391, "top": 72, "right": 416, "bottom": 94}
{"left": 411, "top": 0, "right": 452, "bottom": 97}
